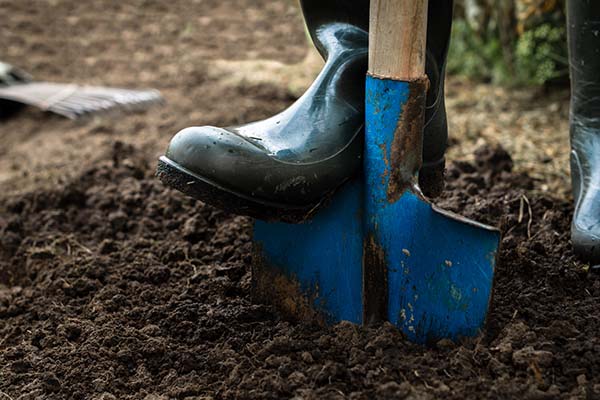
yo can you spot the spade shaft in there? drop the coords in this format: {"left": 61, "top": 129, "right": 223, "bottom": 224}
{"left": 364, "top": 0, "right": 500, "bottom": 341}
{"left": 363, "top": 0, "right": 429, "bottom": 323}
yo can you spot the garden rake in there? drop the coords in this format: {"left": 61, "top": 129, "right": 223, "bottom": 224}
{"left": 0, "top": 61, "right": 162, "bottom": 120}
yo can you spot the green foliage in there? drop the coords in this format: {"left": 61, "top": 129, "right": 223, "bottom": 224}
{"left": 448, "top": 7, "right": 568, "bottom": 86}
{"left": 447, "top": 20, "right": 510, "bottom": 84}
{"left": 514, "top": 22, "right": 568, "bottom": 85}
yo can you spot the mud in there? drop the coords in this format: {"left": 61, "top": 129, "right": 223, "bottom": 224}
{"left": 1, "top": 0, "right": 599, "bottom": 399}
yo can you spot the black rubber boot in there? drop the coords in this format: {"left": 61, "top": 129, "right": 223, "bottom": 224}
{"left": 157, "top": 0, "right": 453, "bottom": 221}
{"left": 567, "top": 0, "right": 600, "bottom": 265}
{"left": 158, "top": 15, "right": 368, "bottom": 222}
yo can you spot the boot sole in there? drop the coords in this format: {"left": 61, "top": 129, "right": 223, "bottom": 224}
{"left": 156, "top": 156, "right": 321, "bottom": 223}
{"left": 157, "top": 156, "right": 445, "bottom": 222}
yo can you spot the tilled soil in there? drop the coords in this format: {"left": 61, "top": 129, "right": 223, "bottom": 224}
{"left": 1, "top": 0, "right": 599, "bottom": 399}
{"left": 1, "top": 142, "right": 599, "bottom": 400}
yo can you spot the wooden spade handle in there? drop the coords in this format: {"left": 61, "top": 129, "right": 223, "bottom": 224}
{"left": 368, "top": 0, "right": 429, "bottom": 80}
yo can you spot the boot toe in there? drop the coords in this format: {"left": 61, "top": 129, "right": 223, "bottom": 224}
{"left": 570, "top": 147, "right": 600, "bottom": 266}
{"left": 167, "top": 126, "right": 248, "bottom": 169}
{"left": 165, "top": 125, "right": 267, "bottom": 187}
{"left": 163, "top": 126, "right": 332, "bottom": 206}
{"left": 572, "top": 223, "right": 600, "bottom": 266}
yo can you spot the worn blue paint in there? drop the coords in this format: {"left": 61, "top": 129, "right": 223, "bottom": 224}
{"left": 254, "top": 179, "right": 364, "bottom": 324}
{"left": 253, "top": 75, "right": 500, "bottom": 344}
{"left": 364, "top": 75, "right": 500, "bottom": 343}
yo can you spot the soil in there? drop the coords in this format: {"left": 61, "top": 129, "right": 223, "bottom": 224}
{"left": 1, "top": 0, "right": 599, "bottom": 399}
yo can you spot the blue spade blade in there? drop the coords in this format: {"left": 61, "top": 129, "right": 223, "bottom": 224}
{"left": 363, "top": 74, "right": 500, "bottom": 342}
{"left": 251, "top": 74, "right": 500, "bottom": 344}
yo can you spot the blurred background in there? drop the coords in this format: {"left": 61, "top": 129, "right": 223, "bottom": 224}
{"left": 451, "top": 0, "right": 567, "bottom": 86}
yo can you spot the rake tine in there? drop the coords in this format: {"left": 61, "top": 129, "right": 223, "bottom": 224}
{"left": 57, "top": 95, "right": 117, "bottom": 112}
{"left": 46, "top": 97, "right": 94, "bottom": 113}
{"left": 0, "top": 78, "right": 163, "bottom": 119}
{"left": 51, "top": 92, "right": 151, "bottom": 116}
{"left": 69, "top": 90, "right": 160, "bottom": 109}
{"left": 54, "top": 94, "right": 110, "bottom": 111}
{"left": 46, "top": 105, "right": 80, "bottom": 119}
{"left": 70, "top": 98, "right": 114, "bottom": 111}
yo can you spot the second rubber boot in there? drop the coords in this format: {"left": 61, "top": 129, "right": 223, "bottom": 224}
{"left": 157, "top": 0, "right": 453, "bottom": 221}
{"left": 567, "top": 0, "right": 600, "bottom": 265}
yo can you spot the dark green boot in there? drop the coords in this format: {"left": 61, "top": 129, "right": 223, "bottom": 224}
{"left": 157, "top": 0, "right": 453, "bottom": 221}
{"left": 567, "top": 0, "right": 600, "bottom": 264}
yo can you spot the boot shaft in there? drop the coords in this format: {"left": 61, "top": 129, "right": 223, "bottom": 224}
{"left": 300, "top": 0, "right": 453, "bottom": 61}
{"left": 568, "top": 1, "right": 600, "bottom": 123}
